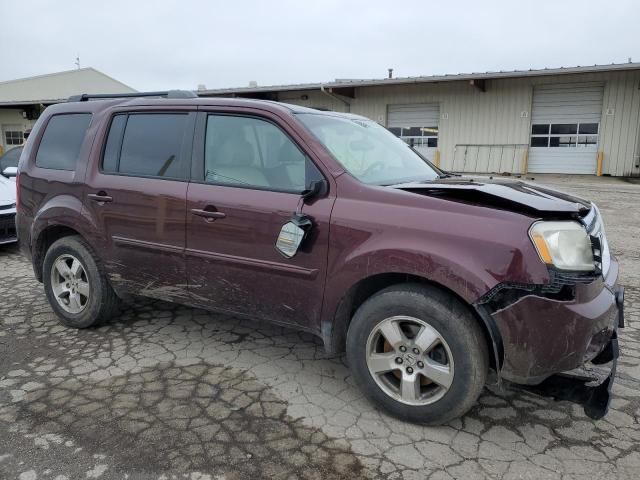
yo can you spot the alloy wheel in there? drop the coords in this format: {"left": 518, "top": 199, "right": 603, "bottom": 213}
{"left": 50, "top": 254, "right": 90, "bottom": 314}
{"left": 365, "top": 315, "right": 454, "bottom": 406}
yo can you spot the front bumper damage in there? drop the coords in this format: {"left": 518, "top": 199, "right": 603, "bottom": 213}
{"left": 520, "top": 325, "right": 620, "bottom": 420}
{"left": 474, "top": 261, "right": 624, "bottom": 420}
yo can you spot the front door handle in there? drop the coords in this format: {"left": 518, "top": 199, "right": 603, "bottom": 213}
{"left": 191, "top": 208, "right": 226, "bottom": 221}
{"left": 88, "top": 192, "right": 113, "bottom": 203}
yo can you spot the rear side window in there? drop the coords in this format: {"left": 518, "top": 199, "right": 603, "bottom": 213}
{"left": 35, "top": 114, "right": 92, "bottom": 170}
{"left": 102, "top": 113, "right": 190, "bottom": 179}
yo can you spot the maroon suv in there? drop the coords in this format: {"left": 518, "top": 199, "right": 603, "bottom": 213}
{"left": 16, "top": 91, "right": 624, "bottom": 424}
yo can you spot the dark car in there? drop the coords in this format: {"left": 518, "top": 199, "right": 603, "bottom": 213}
{"left": 15, "top": 91, "right": 623, "bottom": 424}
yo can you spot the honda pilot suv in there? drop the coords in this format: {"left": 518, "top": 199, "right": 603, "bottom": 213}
{"left": 16, "top": 91, "right": 624, "bottom": 424}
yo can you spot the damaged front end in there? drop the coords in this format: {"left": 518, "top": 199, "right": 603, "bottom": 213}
{"left": 521, "top": 326, "right": 620, "bottom": 420}
{"left": 474, "top": 269, "right": 624, "bottom": 420}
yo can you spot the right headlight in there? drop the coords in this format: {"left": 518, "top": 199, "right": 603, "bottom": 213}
{"left": 529, "top": 221, "right": 595, "bottom": 271}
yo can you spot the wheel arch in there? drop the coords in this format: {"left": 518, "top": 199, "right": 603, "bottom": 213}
{"left": 322, "top": 272, "right": 503, "bottom": 372}
{"left": 32, "top": 224, "right": 87, "bottom": 282}
{"left": 30, "top": 195, "right": 98, "bottom": 282}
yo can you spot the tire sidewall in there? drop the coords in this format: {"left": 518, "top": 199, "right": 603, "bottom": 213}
{"left": 43, "top": 237, "right": 107, "bottom": 328}
{"left": 346, "top": 286, "right": 488, "bottom": 424}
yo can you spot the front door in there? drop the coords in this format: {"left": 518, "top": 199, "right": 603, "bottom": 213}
{"left": 84, "top": 109, "right": 196, "bottom": 300}
{"left": 186, "top": 111, "right": 334, "bottom": 330}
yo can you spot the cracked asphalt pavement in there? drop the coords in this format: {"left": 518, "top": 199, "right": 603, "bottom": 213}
{"left": 1, "top": 175, "right": 640, "bottom": 479}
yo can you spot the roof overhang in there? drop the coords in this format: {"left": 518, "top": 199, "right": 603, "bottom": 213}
{"left": 0, "top": 98, "right": 64, "bottom": 108}
{"left": 197, "top": 62, "right": 640, "bottom": 97}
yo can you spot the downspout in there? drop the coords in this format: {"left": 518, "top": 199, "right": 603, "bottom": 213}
{"left": 320, "top": 84, "right": 351, "bottom": 112}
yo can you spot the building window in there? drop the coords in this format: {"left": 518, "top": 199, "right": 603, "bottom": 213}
{"left": 530, "top": 123, "right": 598, "bottom": 148}
{"left": 388, "top": 126, "right": 438, "bottom": 148}
{"left": 4, "top": 130, "right": 23, "bottom": 146}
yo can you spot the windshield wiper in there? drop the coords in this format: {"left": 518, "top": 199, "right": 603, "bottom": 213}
{"left": 438, "top": 171, "right": 460, "bottom": 179}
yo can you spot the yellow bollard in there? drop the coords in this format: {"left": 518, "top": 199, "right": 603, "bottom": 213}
{"left": 522, "top": 150, "right": 528, "bottom": 174}
{"left": 596, "top": 152, "right": 604, "bottom": 176}
{"left": 434, "top": 150, "right": 441, "bottom": 168}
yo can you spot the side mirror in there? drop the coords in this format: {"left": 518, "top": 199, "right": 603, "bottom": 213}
{"left": 301, "top": 180, "right": 326, "bottom": 200}
{"left": 2, "top": 166, "right": 17, "bottom": 178}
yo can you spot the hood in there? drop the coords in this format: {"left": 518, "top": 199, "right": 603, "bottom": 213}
{"left": 0, "top": 174, "right": 16, "bottom": 208}
{"left": 391, "top": 176, "right": 591, "bottom": 217}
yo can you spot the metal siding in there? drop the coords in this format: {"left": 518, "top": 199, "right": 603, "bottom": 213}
{"left": 599, "top": 71, "right": 640, "bottom": 176}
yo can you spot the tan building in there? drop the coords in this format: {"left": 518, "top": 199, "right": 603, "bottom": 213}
{"left": 199, "top": 63, "right": 640, "bottom": 177}
{"left": 0, "top": 68, "right": 135, "bottom": 155}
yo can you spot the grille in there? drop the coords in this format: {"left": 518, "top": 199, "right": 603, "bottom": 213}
{"left": 0, "top": 213, "right": 17, "bottom": 242}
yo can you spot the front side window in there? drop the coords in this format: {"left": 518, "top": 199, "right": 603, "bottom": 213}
{"left": 102, "top": 113, "right": 189, "bottom": 179}
{"left": 530, "top": 122, "right": 599, "bottom": 148}
{"left": 297, "top": 113, "right": 439, "bottom": 186}
{"left": 35, "top": 114, "right": 92, "bottom": 170}
{"left": 204, "top": 114, "right": 319, "bottom": 193}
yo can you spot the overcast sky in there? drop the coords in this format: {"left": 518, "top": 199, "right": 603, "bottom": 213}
{"left": 2, "top": 0, "right": 639, "bottom": 91}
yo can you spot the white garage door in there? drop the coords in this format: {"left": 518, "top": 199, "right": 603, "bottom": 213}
{"left": 387, "top": 103, "right": 440, "bottom": 161}
{"left": 528, "top": 83, "right": 604, "bottom": 174}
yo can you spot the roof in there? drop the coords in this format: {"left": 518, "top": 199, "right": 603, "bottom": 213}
{"left": 197, "top": 62, "right": 640, "bottom": 96}
{"left": 37, "top": 96, "right": 370, "bottom": 122}
{"left": 0, "top": 68, "right": 136, "bottom": 105}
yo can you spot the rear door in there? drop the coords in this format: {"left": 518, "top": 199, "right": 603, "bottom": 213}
{"left": 186, "top": 109, "right": 335, "bottom": 330}
{"left": 84, "top": 107, "right": 196, "bottom": 301}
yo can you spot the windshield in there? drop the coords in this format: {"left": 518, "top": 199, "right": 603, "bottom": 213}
{"left": 297, "top": 113, "right": 439, "bottom": 185}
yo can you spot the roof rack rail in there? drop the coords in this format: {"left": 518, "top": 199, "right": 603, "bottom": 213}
{"left": 67, "top": 90, "right": 198, "bottom": 102}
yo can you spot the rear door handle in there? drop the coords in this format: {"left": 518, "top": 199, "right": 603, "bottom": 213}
{"left": 88, "top": 192, "right": 113, "bottom": 203}
{"left": 191, "top": 208, "right": 226, "bottom": 220}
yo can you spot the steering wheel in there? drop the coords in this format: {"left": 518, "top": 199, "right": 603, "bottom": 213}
{"left": 360, "top": 161, "right": 385, "bottom": 179}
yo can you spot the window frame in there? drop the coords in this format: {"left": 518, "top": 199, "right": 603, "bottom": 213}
{"left": 98, "top": 111, "right": 196, "bottom": 182}
{"left": 388, "top": 126, "right": 439, "bottom": 148}
{"left": 4, "top": 130, "right": 24, "bottom": 146}
{"left": 191, "top": 111, "right": 327, "bottom": 195}
{"left": 530, "top": 122, "right": 600, "bottom": 149}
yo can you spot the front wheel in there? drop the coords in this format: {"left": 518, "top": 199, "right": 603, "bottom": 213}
{"left": 346, "top": 284, "right": 488, "bottom": 425}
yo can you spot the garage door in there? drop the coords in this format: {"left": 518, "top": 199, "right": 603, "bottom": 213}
{"left": 387, "top": 103, "right": 439, "bottom": 161}
{"left": 528, "top": 83, "right": 603, "bottom": 174}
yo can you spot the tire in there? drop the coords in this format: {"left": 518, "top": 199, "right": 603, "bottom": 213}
{"left": 346, "top": 283, "right": 488, "bottom": 425}
{"left": 43, "top": 235, "right": 119, "bottom": 328}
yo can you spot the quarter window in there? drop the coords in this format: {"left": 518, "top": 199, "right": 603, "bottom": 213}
{"left": 388, "top": 126, "right": 438, "bottom": 148}
{"left": 204, "top": 115, "right": 319, "bottom": 193}
{"left": 102, "top": 113, "right": 190, "bottom": 179}
{"left": 4, "top": 130, "right": 23, "bottom": 146}
{"left": 530, "top": 123, "right": 599, "bottom": 148}
{"left": 35, "top": 114, "right": 92, "bottom": 170}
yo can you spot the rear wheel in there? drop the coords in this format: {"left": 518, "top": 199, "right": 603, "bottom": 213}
{"left": 346, "top": 283, "right": 488, "bottom": 425}
{"left": 43, "top": 235, "right": 119, "bottom": 328}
